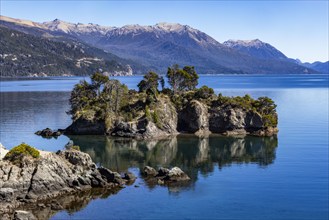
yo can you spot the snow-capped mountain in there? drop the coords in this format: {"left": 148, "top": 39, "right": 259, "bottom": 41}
{"left": 223, "top": 39, "right": 288, "bottom": 60}
{"left": 0, "top": 15, "right": 320, "bottom": 75}
{"left": 42, "top": 19, "right": 113, "bottom": 34}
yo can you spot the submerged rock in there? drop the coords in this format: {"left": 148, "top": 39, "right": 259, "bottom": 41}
{"left": 0, "top": 149, "right": 134, "bottom": 215}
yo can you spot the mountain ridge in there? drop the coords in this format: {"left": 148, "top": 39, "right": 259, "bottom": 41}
{"left": 1, "top": 15, "right": 325, "bottom": 76}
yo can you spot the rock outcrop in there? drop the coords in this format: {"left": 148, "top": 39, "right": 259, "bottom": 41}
{"left": 178, "top": 100, "right": 209, "bottom": 134}
{"left": 142, "top": 166, "right": 190, "bottom": 185}
{"left": 65, "top": 118, "right": 106, "bottom": 135}
{"left": 71, "top": 96, "right": 179, "bottom": 139}
{"left": 0, "top": 148, "right": 134, "bottom": 215}
{"left": 177, "top": 100, "right": 277, "bottom": 136}
{"left": 209, "top": 106, "right": 277, "bottom": 136}
{"left": 35, "top": 128, "right": 63, "bottom": 137}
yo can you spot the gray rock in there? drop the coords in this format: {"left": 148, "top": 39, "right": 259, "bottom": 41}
{"left": 142, "top": 166, "right": 190, "bottom": 184}
{"left": 157, "top": 167, "right": 170, "bottom": 177}
{"left": 123, "top": 172, "right": 136, "bottom": 181}
{"left": 142, "top": 166, "right": 157, "bottom": 176}
{"left": 35, "top": 128, "right": 62, "bottom": 137}
{"left": 166, "top": 167, "right": 190, "bottom": 182}
{"left": 65, "top": 118, "right": 106, "bottom": 135}
{"left": 178, "top": 100, "right": 209, "bottom": 133}
{"left": 0, "top": 150, "right": 130, "bottom": 214}
{"left": 13, "top": 210, "right": 37, "bottom": 220}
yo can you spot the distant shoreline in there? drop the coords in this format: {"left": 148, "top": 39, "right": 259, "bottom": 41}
{"left": 1, "top": 73, "right": 327, "bottom": 81}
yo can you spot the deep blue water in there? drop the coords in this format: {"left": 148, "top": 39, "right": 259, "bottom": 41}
{"left": 0, "top": 74, "right": 328, "bottom": 220}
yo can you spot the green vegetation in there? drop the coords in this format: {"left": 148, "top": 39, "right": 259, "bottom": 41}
{"left": 71, "top": 145, "right": 81, "bottom": 151}
{"left": 68, "top": 73, "right": 129, "bottom": 121}
{"left": 167, "top": 64, "right": 199, "bottom": 94}
{"left": 68, "top": 65, "right": 277, "bottom": 130}
{"left": 4, "top": 143, "right": 40, "bottom": 163}
{"left": 216, "top": 94, "right": 277, "bottom": 127}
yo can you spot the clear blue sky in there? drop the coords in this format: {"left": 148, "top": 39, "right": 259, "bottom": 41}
{"left": 1, "top": 0, "right": 328, "bottom": 62}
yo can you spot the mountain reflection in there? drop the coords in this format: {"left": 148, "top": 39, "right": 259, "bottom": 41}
{"left": 68, "top": 135, "right": 278, "bottom": 181}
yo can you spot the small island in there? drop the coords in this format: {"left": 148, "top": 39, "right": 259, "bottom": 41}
{"left": 65, "top": 65, "right": 278, "bottom": 138}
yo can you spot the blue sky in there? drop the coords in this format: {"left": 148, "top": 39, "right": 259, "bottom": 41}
{"left": 1, "top": 0, "right": 328, "bottom": 62}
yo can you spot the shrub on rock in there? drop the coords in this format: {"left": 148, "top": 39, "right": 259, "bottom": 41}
{"left": 4, "top": 143, "right": 40, "bottom": 163}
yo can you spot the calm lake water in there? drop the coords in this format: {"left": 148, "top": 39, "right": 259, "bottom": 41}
{"left": 0, "top": 74, "right": 328, "bottom": 220}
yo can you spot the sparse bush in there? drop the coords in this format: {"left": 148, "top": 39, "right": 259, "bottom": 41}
{"left": 71, "top": 145, "right": 80, "bottom": 151}
{"left": 4, "top": 143, "right": 40, "bottom": 163}
{"left": 194, "top": 86, "right": 214, "bottom": 99}
{"left": 145, "top": 106, "right": 151, "bottom": 118}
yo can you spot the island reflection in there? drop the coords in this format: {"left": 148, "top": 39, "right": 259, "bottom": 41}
{"left": 68, "top": 134, "right": 278, "bottom": 182}
{"left": 20, "top": 135, "right": 277, "bottom": 219}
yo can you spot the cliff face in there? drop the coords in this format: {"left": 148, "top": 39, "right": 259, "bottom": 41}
{"left": 178, "top": 100, "right": 277, "bottom": 136}
{"left": 65, "top": 95, "right": 278, "bottom": 138}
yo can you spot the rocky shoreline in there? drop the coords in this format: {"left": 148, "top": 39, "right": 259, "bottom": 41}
{"left": 0, "top": 147, "right": 135, "bottom": 217}
{"left": 0, "top": 144, "right": 191, "bottom": 219}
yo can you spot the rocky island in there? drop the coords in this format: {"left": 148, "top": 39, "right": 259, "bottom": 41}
{"left": 64, "top": 65, "right": 278, "bottom": 138}
{"left": 0, "top": 142, "right": 192, "bottom": 218}
{"left": 0, "top": 143, "right": 135, "bottom": 218}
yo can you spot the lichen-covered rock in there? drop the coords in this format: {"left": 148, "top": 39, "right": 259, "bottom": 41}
{"left": 0, "top": 149, "right": 133, "bottom": 215}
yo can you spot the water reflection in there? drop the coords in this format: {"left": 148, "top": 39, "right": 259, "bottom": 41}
{"left": 68, "top": 135, "right": 278, "bottom": 182}
{"left": 19, "top": 188, "right": 120, "bottom": 220}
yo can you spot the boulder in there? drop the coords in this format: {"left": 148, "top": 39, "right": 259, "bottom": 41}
{"left": 178, "top": 100, "right": 209, "bottom": 134}
{"left": 142, "top": 166, "right": 157, "bottom": 177}
{"left": 142, "top": 166, "right": 190, "bottom": 184}
{"left": 13, "top": 210, "right": 37, "bottom": 220}
{"left": 123, "top": 172, "right": 136, "bottom": 181}
{"left": 35, "top": 128, "right": 62, "bottom": 137}
{"left": 65, "top": 118, "right": 106, "bottom": 135}
{"left": 165, "top": 167, "right": 190, "bottom": 182}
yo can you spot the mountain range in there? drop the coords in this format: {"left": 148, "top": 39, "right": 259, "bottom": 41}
{"left": 0, "top": 15, "right": 327, "bottom": 77}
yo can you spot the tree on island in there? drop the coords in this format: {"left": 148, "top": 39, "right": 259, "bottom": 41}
{"left": 68, "top": 72, "right": 128, "bottom": 120}
{"left": 166, "top": 64, "right": 199, "bottom": 94}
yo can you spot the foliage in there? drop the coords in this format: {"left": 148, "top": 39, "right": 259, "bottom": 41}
{"left": 68, "top": 72, "right": 129, "bottom": 121}
{"left": 138, "top": 72, "right": 161, "bottom": 92}
{"left": 71, "top": 145, "right": 81, "bottom": 151}
{"left": 4, "top": 143, "right": 40, "bottom": 163}
{"left": 68, "top": 80, "right": 97, "bottom": 120}
{"left": 166, "top": 64, "right": 199, "bottom": 94}
{"left": 145, "top": 105, "right": 151, "bottom": 119}
{"left": 216, "top": 94, "right": 278, "bottom": 127}
{"left": 194, "top": 86, "right": 214, "bottom": 99}
{"left": 91, "top": 72, "right": 109, "bottom": 95}
{"left": 152, "top": 109, "right": 162, "bottom": 128}
{"left": 138, "top": 71, "right": 164, "bottom": 104}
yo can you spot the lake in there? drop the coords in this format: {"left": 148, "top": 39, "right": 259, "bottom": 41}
{"left": 0, "top": 74, "right": 328, "bottom": 220}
